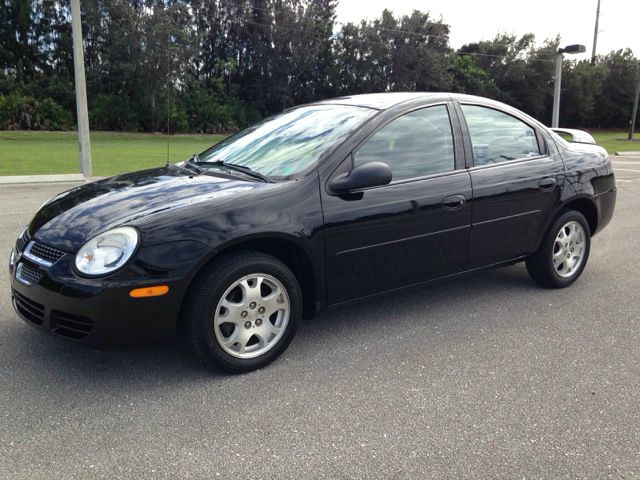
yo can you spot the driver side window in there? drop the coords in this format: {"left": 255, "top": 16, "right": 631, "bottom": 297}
{"left": 353, "top": 105, "right": 455, "bottom": 181}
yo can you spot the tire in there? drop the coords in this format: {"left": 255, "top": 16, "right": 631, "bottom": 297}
{"left": 184, "top": 250, "right": 302, "bottom": 373}
{"left": 526, "top": 210, "right": 591, "bottom": 288}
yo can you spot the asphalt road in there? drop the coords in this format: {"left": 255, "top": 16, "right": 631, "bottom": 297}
{"left": 1, "top": 158, "right": 639, "bottom": 479}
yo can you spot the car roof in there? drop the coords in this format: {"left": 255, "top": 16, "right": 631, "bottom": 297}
{"left": 309, "top": 92, "right": 548, "bottom": 130}
{"left": 312, "top": 92, "right": 446, "bottom": 110}
{"left": 311, "top": 92, "right": 515, "bottom": 110}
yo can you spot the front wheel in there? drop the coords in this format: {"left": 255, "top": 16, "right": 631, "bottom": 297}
{"left": 526, "top": 210, "right": 591, "bottom": 288}
{"left": 184, "top": 251, "right": 302, "bottom": 373}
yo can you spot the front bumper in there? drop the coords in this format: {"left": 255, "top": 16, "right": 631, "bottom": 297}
{"left": 8, "top": 239, "right": 210, "bottom": 347}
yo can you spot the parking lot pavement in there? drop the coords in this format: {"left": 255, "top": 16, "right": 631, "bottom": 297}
{"left": 1, "top": 175, "right": 639, "bottom": 480}
{"left": 611, "top": 155, "right": 640, "bottom": 184}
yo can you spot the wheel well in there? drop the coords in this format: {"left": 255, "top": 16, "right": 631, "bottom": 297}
{"left": 185, "top": 238, "right": 318, "bottom": 320}
{"left": 563, "top": 198, "right": 598, "bottom": 235}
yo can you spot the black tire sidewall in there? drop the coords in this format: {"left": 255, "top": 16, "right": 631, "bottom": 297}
{"left": 192, "top": 253, "right": 302, "bottom": 373}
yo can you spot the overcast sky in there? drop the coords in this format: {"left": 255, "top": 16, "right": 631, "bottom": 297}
{"left": 335, "top": 0, "right": 639, "bottom": 61}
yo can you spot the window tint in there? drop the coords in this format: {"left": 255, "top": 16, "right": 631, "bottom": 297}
{"left": 198, "top": 105, "right": 374, "bottom": 176}
{"left": 354, "top": 105, "right": 455, "bottom": 181}
{"left": 461, "top": 105, "right": 541, "bottom": 166}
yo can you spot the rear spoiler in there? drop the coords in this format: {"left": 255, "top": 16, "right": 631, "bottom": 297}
{"left": 550, "top": 128, "right": 596, "bottom": 145}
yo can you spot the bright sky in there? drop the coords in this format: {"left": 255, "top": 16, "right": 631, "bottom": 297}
{"left": 335, "top": 0, "right": 639, "bottom": 60}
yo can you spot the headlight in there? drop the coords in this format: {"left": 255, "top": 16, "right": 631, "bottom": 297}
{"left": 75, "top": 226, "right": 139, "bottom": 276}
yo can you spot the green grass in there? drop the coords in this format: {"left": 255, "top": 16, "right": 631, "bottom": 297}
{"left": 0, "top": 131, "right": 225, "bottom": 177}
{"left": 1, "top": 129, "right": 639, "bottom": 177}
{"left": 589, "top": 130, "right": 640, "bottom": 154}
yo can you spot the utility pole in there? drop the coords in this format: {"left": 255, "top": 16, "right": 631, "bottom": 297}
{"left": 591, "top": 0, "right": 601, "bottom": 63}
{"left": 70, "top": 0, "right": 92, "bottom": 177}
{"left": 552, "top": 51, "right": 563, "bottom": 128}
{"left": 628, "top": 67, "right": 640, "bottom": 140}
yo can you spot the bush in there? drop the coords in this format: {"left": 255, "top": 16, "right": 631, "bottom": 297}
{"left": 90, "top": 94, "right": 141, "bottom": 131}
{"left": 179, "top": 86, "right": 261, "bottom": 133}
{"left": 34, "top": 98, "right": 73, "bottom": 130}
{"left": 0, "top": 93, "right": 73, "bottom": 130}
{"left": 169, "top": 105, "right": 189, "bottom": 133}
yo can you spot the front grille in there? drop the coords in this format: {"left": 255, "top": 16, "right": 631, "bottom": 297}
{"left": 16, "top": 262, "right": 45, "bottom": 285}
{"left": 28, "top": 242, "right": 66, "bottom": 265}
{"left": 12, "top": 289, "right": 45, "bottom": 325}
{"left": 51, "top": 310, "right": 93, "bottom": 340}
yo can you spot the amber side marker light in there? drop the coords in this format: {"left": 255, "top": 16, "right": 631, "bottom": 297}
{"left": 129, "top": 285, "right": 169, "bottom": 298}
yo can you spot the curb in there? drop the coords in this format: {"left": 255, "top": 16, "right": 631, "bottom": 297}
{"left": 0, "top": 174, "right": 87, "bottom": 185}
{"left": 614, "top": 151, "right": 640, "bottom": 157}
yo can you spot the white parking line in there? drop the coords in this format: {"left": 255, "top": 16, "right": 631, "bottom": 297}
{"left": 613, "top": 168, "right": 640, "bottom": 172}
{"left": 611, "top": 161, "right": 640, "bottom": 165}
{"left": 617, "top": 179, "right": 632, "bottom": 183}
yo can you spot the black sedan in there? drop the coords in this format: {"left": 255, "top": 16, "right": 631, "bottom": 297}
{"left": 9, "top": 93, "right": 616, "bottom": 373}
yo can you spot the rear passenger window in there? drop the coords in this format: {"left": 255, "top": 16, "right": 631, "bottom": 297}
{"left": 354, "top": 105, "right": 455, "bottom": 181}
{"left": 461, "top": 105, "right": 541, "bottom": 166}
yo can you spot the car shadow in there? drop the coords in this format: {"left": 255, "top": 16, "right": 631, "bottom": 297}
{"left": 8, "top": 263, "right": 540, "bottom": 389}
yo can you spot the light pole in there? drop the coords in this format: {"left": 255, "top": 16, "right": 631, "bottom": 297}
{"left": 70, "top": 0, "right": 92, "bottom": 177}
{"left": 552, "top": 44, "right": 586, "bottom": 128}
{"left": 591, "top": 0, "right": 601, "bottom": 63}
{"left": 629, "top": 67, "right": 640, "bottom": 141}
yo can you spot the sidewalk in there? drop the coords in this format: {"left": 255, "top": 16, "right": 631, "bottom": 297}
{"left": 0, "top": 174, "right": 86, "bottom": 184}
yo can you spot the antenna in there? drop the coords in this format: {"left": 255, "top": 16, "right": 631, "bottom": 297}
{"left": 166, "top": 69, "right": 170, "bottom": 165}
{"left": 165, "top": 5, "right": 170, "bottom": 166}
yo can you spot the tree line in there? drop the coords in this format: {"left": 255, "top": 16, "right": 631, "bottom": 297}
{"left": 0, "top": 0, "right": 638, "bottom": 133}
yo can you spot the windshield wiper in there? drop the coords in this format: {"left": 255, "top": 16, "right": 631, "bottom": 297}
{"left": 182, "top": 155, "right": 204, "bottom": 174}
{"left": 186, "top": 154, "right": 273, "bottom": 182}
{"left": 196, "top": 159, "right": 273, "bottom": 183}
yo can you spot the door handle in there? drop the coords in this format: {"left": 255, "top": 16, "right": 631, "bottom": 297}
{"left": 538, "top": 177, "right": 557, "bottom": 191}
{"left": 442, "top": 195, "right": 466, "bottom": 210}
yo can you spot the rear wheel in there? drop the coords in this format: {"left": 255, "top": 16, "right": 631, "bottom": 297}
{"left": 526, "top": 210, "right": 591, "bottom": 288}
{"left": 184, "top": 251, "right": 301, "bottom": 373}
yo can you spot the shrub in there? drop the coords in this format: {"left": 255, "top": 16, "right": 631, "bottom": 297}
{"left": 179, "top": 87, "right": 261, "bottom": 133}
{"left": 34, "top": 98, "right": 73, "bottom": 130}
{"left": 0, "top": 93, "right": 72, "bottom": 130}
{"left": 90, "top": 94, "right": 141, "bottom": 131}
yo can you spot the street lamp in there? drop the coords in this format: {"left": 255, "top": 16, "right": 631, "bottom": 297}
{"left": 552, "top": 44, "right": 586, "bottom": 128}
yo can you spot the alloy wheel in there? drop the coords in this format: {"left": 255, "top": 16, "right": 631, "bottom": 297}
{"left": 213, "top": 273, "right": 290, "bottom": 359}
{"left": 552, "top": 221, "right": 586, "bottom": 278}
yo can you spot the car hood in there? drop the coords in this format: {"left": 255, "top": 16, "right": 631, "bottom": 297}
{"left": 28, "top": 166, "right": 269, "bottom": 252}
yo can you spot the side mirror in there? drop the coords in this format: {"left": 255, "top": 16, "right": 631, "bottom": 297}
{"left": 329, "top": 161, "right": 392, "bottom": 194}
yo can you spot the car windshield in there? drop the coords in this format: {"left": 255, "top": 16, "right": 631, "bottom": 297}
{"left": 196, "top": 105, "right": 375, "bottom": 177}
